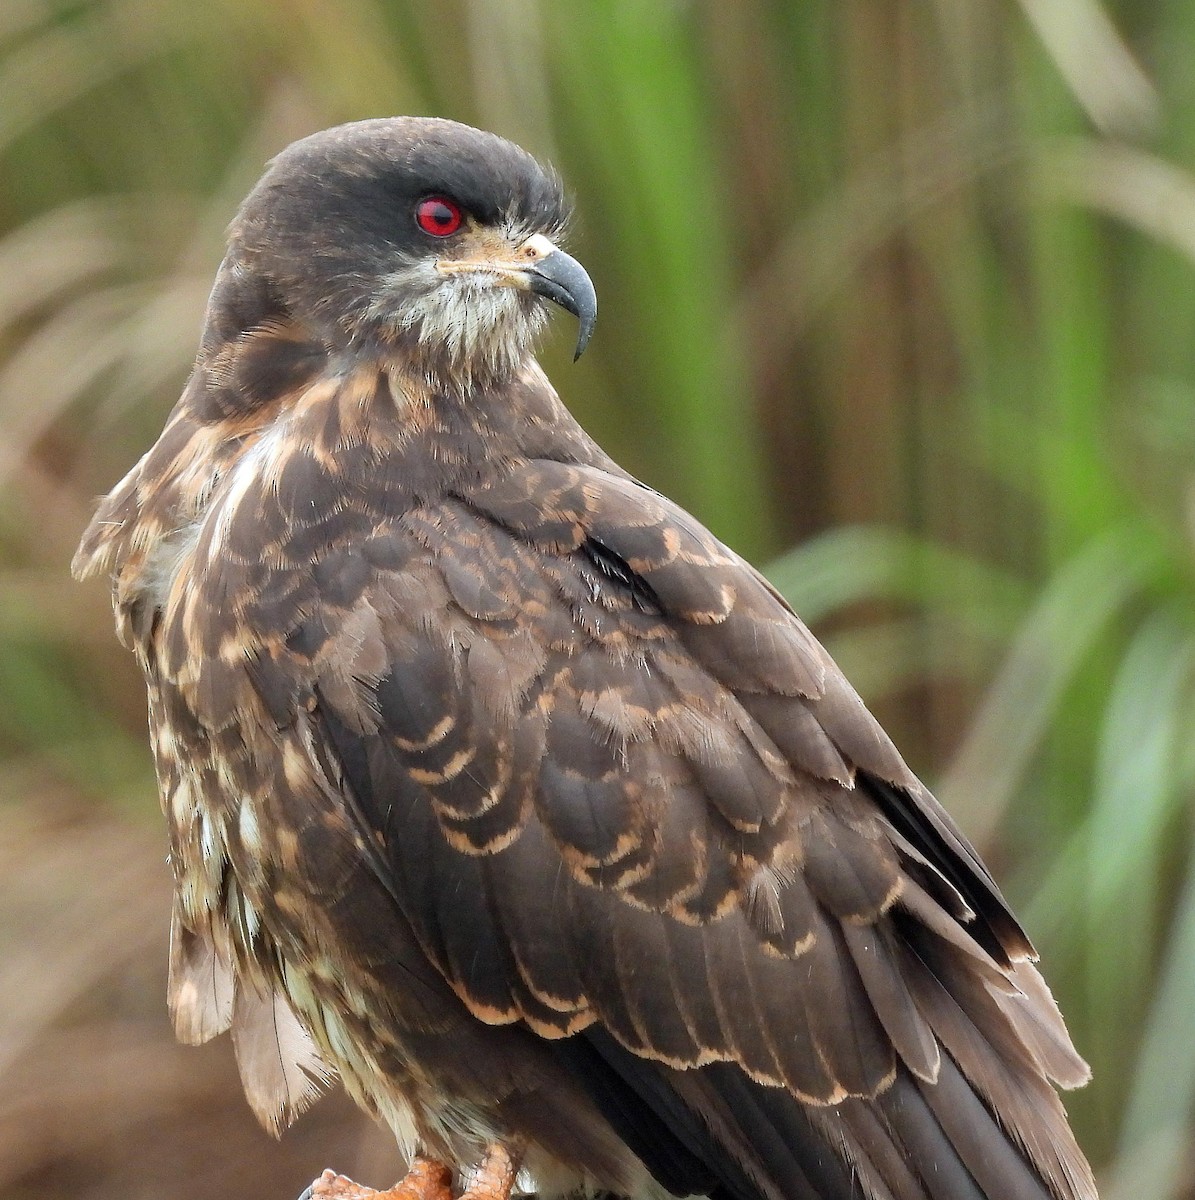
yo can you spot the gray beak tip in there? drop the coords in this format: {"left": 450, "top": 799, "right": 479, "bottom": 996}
{"left": 573, "top": 317, "right": 595, "bottom": 362}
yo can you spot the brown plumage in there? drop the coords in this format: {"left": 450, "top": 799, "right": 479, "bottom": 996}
{"left": 75, "top": 117, "right": 1097, "bottom": 1200}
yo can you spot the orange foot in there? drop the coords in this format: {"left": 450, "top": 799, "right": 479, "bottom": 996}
{"left": 302, "top": 1144, "right": 521, "bottom": 1200}
{"left": 303, "top": 1157, "right": 452, "bottom": 1200}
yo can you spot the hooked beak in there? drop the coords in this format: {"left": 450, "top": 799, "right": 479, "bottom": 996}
{"left": 519, "top": 244, "right": 598, "bottom": 361}
{"left": 438, "top": 233, "right": 597, "bottom": 360}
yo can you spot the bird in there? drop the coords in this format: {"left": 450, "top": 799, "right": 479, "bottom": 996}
{"left": 74, "top": 116, "right": 1097, "bottom": 1200}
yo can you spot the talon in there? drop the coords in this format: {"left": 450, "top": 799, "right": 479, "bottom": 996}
{"left": 303, "top": 1157, "right": 454, "bottom": 1200}
{"left": 459, "top": 1143, "right": 523, "bottom": 1200}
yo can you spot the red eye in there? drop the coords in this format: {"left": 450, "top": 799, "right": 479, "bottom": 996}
{"left": 416, "top": 195, "right": 463, "bottom": 237}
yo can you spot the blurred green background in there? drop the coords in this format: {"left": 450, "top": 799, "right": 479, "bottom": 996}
{"left": 2, "top": 1, "right": 1193, "bottom": 1197}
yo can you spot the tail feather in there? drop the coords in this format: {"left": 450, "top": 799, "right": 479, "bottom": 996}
{"left": 562, "top": 1028, "right": 865, "bottom": 1200}
{"left": 908, "top": 1057, "right": 1059, "bottom": 1200}
{"left": 694, "top": 1056, "right": 1068, "bottom": 1200}
{"left": 808, "top": 1097, "right": 921, "bottom": 1200}
{"left": 870, "top": 1068, "right": 988, "bottom": 1200}
{"left": 897, "top": 925, "right": 1096, "bottom": 1200}
{"left": 694, "top": 1062, "right": 866, "bottom": 1199}
{"left": 558, "top": 1013, "right": 1092, "bottom": 1200}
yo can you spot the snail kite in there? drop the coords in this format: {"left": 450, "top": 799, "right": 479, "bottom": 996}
{"left": 75, "top": 117, "right": 1096, "bottom": 1200}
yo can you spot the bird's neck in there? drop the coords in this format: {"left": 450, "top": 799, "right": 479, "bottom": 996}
{"left": 385, "top": 353, "right": 609, "bottom": 474}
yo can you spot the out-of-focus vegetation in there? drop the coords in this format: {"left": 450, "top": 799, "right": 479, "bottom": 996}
{"left": 1, "top": 1, "right": 1193, "bottom": 1197}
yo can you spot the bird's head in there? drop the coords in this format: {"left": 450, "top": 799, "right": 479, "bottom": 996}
{"left": 226, "top": 117, "right": 596, "bottom": 386}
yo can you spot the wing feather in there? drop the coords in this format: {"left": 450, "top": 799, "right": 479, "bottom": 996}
{"left": 841, "top": 921, "right": 940, "bottom": 1084}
